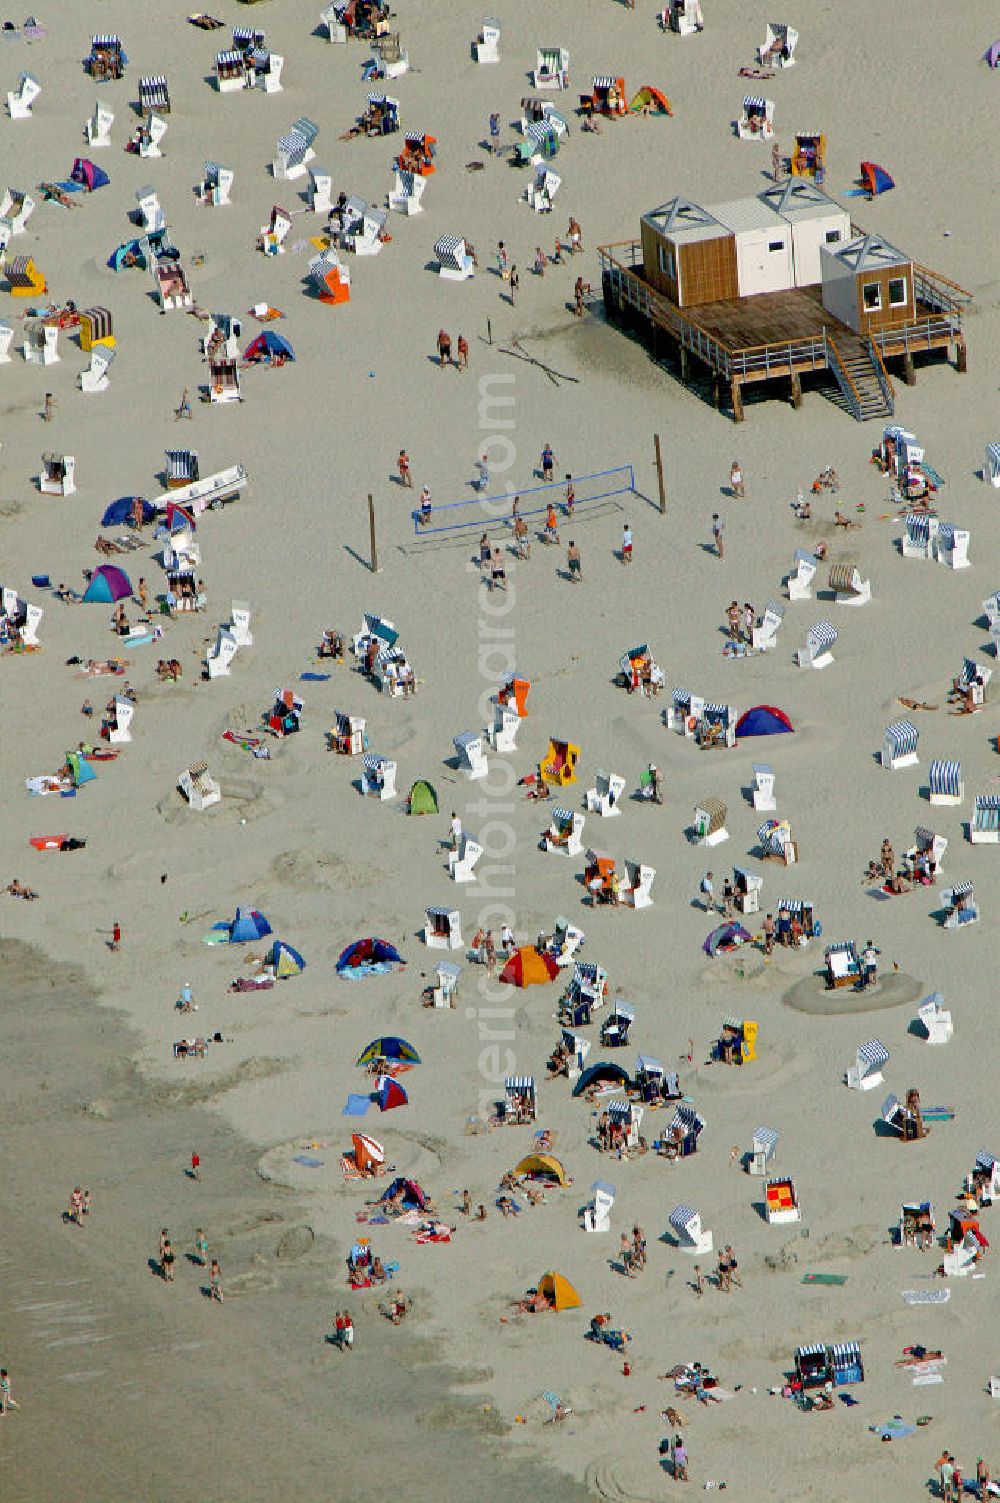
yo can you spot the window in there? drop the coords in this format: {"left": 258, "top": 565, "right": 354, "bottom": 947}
{"left": 768, "top": 239, "right": 785, "bottom": 253}
{"left": 658, "top": 244, "right": 675, "bottom": 278}
{"left": 888, "top": 276, "right": 907, "bottom": 307}
{"left": 824, "top": 228, "right": 841, "bottom": 244}
{"left": 862, "top": 282, "right": 882, "bottom": 311}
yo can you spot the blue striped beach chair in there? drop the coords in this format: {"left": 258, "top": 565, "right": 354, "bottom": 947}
{"left": 942, "top": 879, "right": 977, "bottom": 929}
{"left": 846, "top": 1038, "right": 889, "bottom": 1091}
{"left": 985, "top": 441, "right": 1000, "bottom": 489}
{"left": 668, "top": 1202, "right": 711, "bottom": 1252}
{"left": 139, "top": 75, "right": 170, "bottom": 113}
{"left": 928, "top": 759, "right": 962, "bottom": 806}
{"left": 971, "top": 792, "right": 1000, "bottom": 843}
{"left": 881, "top": 719, "right": 919, "bottom": 771}
{"left": 797, "top": 619, "right": 837, "bottom": 669}
{"left": 749, "top": 1126, "right": 778, "bottom": 1175}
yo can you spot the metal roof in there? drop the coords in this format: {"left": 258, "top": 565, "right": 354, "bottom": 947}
{"left": 642, "top": 197, "right": 727, "bottom": 244}
{"left": 708, "top": 197, "right": 784, "bottom": 235}
{"left": 758, "top": 179, "right": 845, "bottom": 220}
{"left": 826, "top": 232, "right": 910, "bottom": 272}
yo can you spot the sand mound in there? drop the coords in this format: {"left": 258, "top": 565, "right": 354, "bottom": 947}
{"left": 270, "top": 847, "right": 386, "bottom": 892}
{"left": 585, "top": 1455, "right": 663, "bottom": 1503}
{"left": 783, "top": 971, "right": 922, "bottom": 1015}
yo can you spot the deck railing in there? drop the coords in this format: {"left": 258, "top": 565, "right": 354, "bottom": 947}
{"left": 872, "top": 314, "right": 957, "bottom": 356}
{"left": 864, "top": 336, "right": 895, "bottom": 410}
{"left": 825, "top": 333, "right": 864, "bottom": 417}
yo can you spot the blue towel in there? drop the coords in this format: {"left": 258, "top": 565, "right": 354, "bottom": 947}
{"left": 342, "top": 1093, "right": 373, "bottom": 1116}
{"left": 32, "top": 575, "right": 50, "bottom": 589}
{"left": 292, "top": 1155, "right": 323, "bottom": 1168}
{"left": 300, "top": 672, "right": 330, "bottom": 681}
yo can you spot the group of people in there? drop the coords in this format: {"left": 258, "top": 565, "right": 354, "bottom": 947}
{"left": 724, "top": 599, "right": 758, "bottom": 645}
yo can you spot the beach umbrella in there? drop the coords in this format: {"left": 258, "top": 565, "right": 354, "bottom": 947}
{"left": 500, "top": 946, "right": 560, "bottom": 987}
{"left": 356, "top": 1036, "right": 421, "bottom": 1065}
{"left": 375, "top": 1077, "right": 408, "bottom": 1112}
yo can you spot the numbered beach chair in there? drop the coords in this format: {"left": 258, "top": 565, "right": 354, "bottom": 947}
{"left": 542, "top": 807, "right": 585, "bottom": 857}
{"left": 985, "top": 442, "right": 1000, "bottom": 489}
{"left": 200, "top": 162, "right": 233, "bottom": 207}
{"left": 308, "top": 249, "right": 351, "bottom": 304}
{"left": 881, "top": 719, "right": 919, "bottom": 771}
{"left": 138, "top": 76, "right": 170, "bottom": 114}
{"left": 971, "top": 792, "right": 1000, "bottom": 843}
{"left": 749, "top": 1126, "right": 779, "bottom": 1176}
{"left": 829, "top": 562, "right": 871, "bottom": 607}
{"left": 205, "top": 625, "right": 238, "bottom": 678}
{"left": 621, "top": 860, "right": 655, "bottom": 909}
{"left": 38, "top": 454, "right": 75, "bottom": 496}
{"left": 308, "top": 167, "right": 333, "bottom": 214}
{"left": 759, "top": 22, "right": 798, "bottom": 67}
{"left": 906, "top": 826, "right": 946, "bottom": 877}
{"left": 18, "top": 600, "right": 42, "bottom": 647}
{"left": 902, "top": 512, "right": 936, "bottom": 560}
{"left": 752, "top": 600, "right": 784, "bottom": 652}
{"left": 388, "top": 169, "right": 425, "bottom": 216}
{"left": 0, "top": 188, "right": 34, "bottom": 234}
{"left": 669, "top": 1204, "right": 712, "bottom": 1254}
{"left": 473, "top": 18, "right": 500, "bottom": 63}
{"left": 342, "top": 197, "right": 387, "bottom": 256}
{"left": 0, "top": 321, "right": 14, "bottom": 363}
{"left": 424, "top": 905, "right": 462, "bottom": 950}
{"left": 434, "top": 235, "right": 475, "bottom": 281}
{"left": 751, "top": 764, "right": 776, "bottom": 811}
{"left": 583, "top": 1180, "right": 614, "bottom": 1233}
{"left": 361, "top": 754, "right": 397, "bottom": 801}
{"left": 525, "top": 166, "right": 561, "bottom": 213}
{"left": 540, "top": 739, "right": 579, "bottom": 786}
{"left": 737, "top": 95, "right": 774, "bottom": 141}
{"left": 585, "top": 771, "right": 625, "bottom": 818}
{"left": 86, "top": 100, "right": 114, "bottom": 149}
{"left": 694, "top": 798, "right": 728, "bottom": 847}
{"left": 135, "top": 186, "right": 165, "bottom": 233}
{"left": 936, "top": 522, "right": 970, "bottom": 570}
{"left": 22, "top": 321, "right": 58, "bottom": 366}
{"left": 259, "top": 205, "right": 293, "bottom": 255}
{"left": 916, "top": 992, "right": 953, "bottom": 1044}
{"left": 663, "top": 0, "right": 704, "bottom": 35}
{"left": 928, "top": 759, "right": 963, "bottom": 806}
{"left": 7, "top": 72, "right": 41, "bottom": 120}
{"left": 846, "top": 1039, "right": 889, "bottom": 1091}
{"left": 273, "top": 117, "right": 319, "bottom": 180}
{"left": 79, "top": 345, "right": 115, "bottom": 393}
{"left": 252, "top": 51, "right": 284, "bottom": 94}
{"left": 796, "top": 620, "right": 837, "bottom": 670}
{"left": 4, "top": 255, "right": 45, "bottom": 297}
{"left": 486, "top": 701, "right": 520, "bottom": 754}
{"left": 431, "top": 960, "right": 461, "bottom": 1007}
{"left": 942, "top": 880, "right": 978, "bottom": 928}
{"left": 608, "top": 1099, "right": 643, "bottom": 1149}
{"left": 454, "top": 731, "right": 488, "bottom": 780}
{"left": 534, "top": 47, "right": 570, "bottom": 90}
{"left": 449, "top": 831, "right": 483, "bottom": 883}
{"left": 178, "top": 761, "right": 221, "bottom": 811}
{"left": 138, "top": 113, "right": 168, "bottom": 159}
{"left": 787, "top": 549, "right": 817, "bottom": 602}
{"left": 106, "top": 697, "right": 134, "bottom": 745}
{"left": 765, "top": 1177, "right": 800, "bottom": 1224}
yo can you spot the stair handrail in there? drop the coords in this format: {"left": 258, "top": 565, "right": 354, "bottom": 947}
{"left": 825, "top": 332, "right": 864, "bottom": 414}
{"left": 864, "top": 335, "right": 895, "bottom": 411}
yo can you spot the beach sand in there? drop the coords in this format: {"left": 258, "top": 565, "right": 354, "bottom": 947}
{"left": 2, "top": 2, "right": 1000, "bottom": 1499}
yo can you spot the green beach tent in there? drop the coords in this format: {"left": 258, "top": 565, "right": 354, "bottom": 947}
{"left": 408, "top": 779, "right": 439, "bottom": 816}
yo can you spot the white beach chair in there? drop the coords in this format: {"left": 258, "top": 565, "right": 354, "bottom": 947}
{"left": 79, "top": 345, "right": 115, "bottom": 394}
{"left": 936, "top": 523, "right": 970, "bottom": 570}
{"left": 7, "top": 72, "right": 41, "bottom": 120}
{"left": 473, "top": 18, "right": 500, "bottom": 63}
{"left": 434, "top": 236, "right": 475, "bottom": 281}
{"left": 388, "top": 169, "right": 425, "bottom": 216}
{"left": 902, "top": 513, "right": 937, "bottom": 560}
{"left": 942, "top": 881, "right": 978, "bottom": 929}
{"left": 916, "top": 993, "right": 953, "bottom": 1044}
{"left": 308, "top": 168, "right": 333, "bottom": 214}
{"left": 765, "top": 1176, "right": 801, "bottom": 1225}
{"left": 786, "top": 550, "right": 816, "bottom": 602}
{"left": 20, "top": 602, "right": 42, "bottom": 646}
{"left": 140, "top": 113, "right": 168, "bottom": 160}
{"left": 200, "top": 162, "right": 234, "bottom": 207}
{"left": 254, "top": 53, "right": 284, "bottom": 93}
{"left": 485, "top": 702, "right": 519, "bottom": 755}
{"left": 525, "top": 167, "right": 561, "bottom": 213}
{"left": 796, "top": 620, "right": 837, "bottom": 670}
{"left": 751, "top": 764, "right": 776, "bottom": 811}
{"left": 23, "top": 323, "right": 58, "bottom": 366}
{"left": 829, "top": 562, "right": 871, "bottom": 607}
{"left": 748, "top": 1126, "right": 779, "bottom": 1176}
{"left": 178, "top": 762, "right": 222, "bottom": 811}
{"left": 424, "top": 905, "right": 462, "bottom": 950}
{"left": 584, "top": 1180, "right": 615, "bottom": 1233}
{"left": 585, "top": 770, "right": 626, "bottom": 817}
{"left": 737, "top": 95, "right": 775, "bottom": 142}
{"left": 533, "top": 46, "right": 570, "bottom": 90}
{"left": 38, "top": 455, "right": 76, "bottom": 496}
{"left": 752, "top": 600, "right": 784, "bottom": 652}
{"left": 449, "top": 831, "right": 483, "bottom": 883}
{"left": 86, "top": 100, "right": 114, "bottom": 149}
{"left": 694, "top": 798, "right": 728, "bottom": 847}
{"left": 985, "top": 442, "right": 1000, "bottom": 489}
{"left": 229, "top": 601, "right": 252, "bottom": 648}
{"left": 107, "top": 697, "right": 134, "bottom": 745}
{"left": 321, "top": 4, "right": 347, "bottom": 43}
{"left": 135, "top": 186, "right": 165, "bottom": 234}
{"left": 361, "top": 753, "right": 397, "bottom": 801}
{"left": 273, "top": 117, "right": 319, "bottom": 181}
{"left": 881, "top": 719, "right": 919, "bottom": 771}
{"left": 971, "top": 793, "right": 1000, "bottom": 844}
{"left": 431, "top": 960, "right": 461, "bottom": 1007}
{"left": 928, "top": 759, "right": 963, "bottom": 806}
{"left": 622, "top": 860, "right": 655, "bottom": 909}
{"left": 845, "top": 1039, "right": 889, "bottom": 1092}
{"left": 206, "top": 625, "right": 239, "bottom": 679}
{"left": 542, "top": 808, "right": 585, "bottom": 858}
{"left": 669, "top": 1204, "right": 712, "bottom": 1255}
{"left": 454, "top": 731, "right": 488, "bottom": 780}
{"left": 0, "top": 188, "right": 34, "bottom": 234}
{"left": 759, "top": 22, "right": 798, "bottom": 67}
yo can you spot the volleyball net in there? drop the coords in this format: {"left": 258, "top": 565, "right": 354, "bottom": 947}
{"left": 410, "top": 464, "right": 636, "bottom": 536}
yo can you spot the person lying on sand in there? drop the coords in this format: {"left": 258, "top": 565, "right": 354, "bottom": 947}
{"left": 6, "top": 878, "right": 38, "bottom": 900}
{"left": 833, "top": 510, "right": 861, "bottom": 530}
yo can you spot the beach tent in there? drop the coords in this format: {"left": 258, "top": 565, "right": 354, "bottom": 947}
{"left": 736, "top": 704, "right": 794, "bottom": 738}
{"left": 376, "top": 1076, "right": 408, "bottom": 1111}
{"left": 703, "top": 922, "right": 751, "bottom": 956}
{"left": 82, "top": 564, "right": 132, "bottom": 603}
{"left": 537, "top": 1271, "right": 582, "bottom": 1310}
{"left": 71, "top": 158, "right": 110, "bottom": 192}
{"left": 379, "top": 1176, "right": 429, "bottom": 1210}
{"left": 500, "top": 946, "right": 560, "bottom": 987}
{"left": 572, "top": 1061, "right": 630, "bottom": 1097}
{"left": 243, "top": 330, "right": 295, "bottom": 363}
{"left": 860, "top": 161, "right": 895, "bottom": 197}
{"left": 408, "top": 778, "right": 439, "bottom": 815}
{"left": 336, "top": 936, "right": 405, "bottom": 977}
{"left": 101, "top": 495, "right": 154, "bottom": 527}
{"left": 226, "top": 907, "right": 273, "bottom": 943}
{"left": 266, "top": 939, "right": 306, "bottom": 977}
{"left": 357, "top": 1036, "right": 421, "bottom": 1064}
{"left": 164, "top": 501, "right": 197, "bottom": 534}
{"left": 66, "top": 751, "right": 97, "bottom": 788}
{"left": 515, "top": 1153, "right": 568, "bottom": 1185}
{"left": 108, "top": 240, "right": 146, "bottom": 272}
{"left": 987, "top": 40, "right": 1000, "bottom": 67}
{"left": 351, "top": 1132, "right": 385, "bottom": 1173}
{"left": 629, "top": 85, "right": 672, "bottom": 115}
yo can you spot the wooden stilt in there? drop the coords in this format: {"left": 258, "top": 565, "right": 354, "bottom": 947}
{"left": 653, "top": 433, "right": 667, "bottom": 514}
{"left": 789, "top": 370, "right": 802, "bottom": 408}
{"left": 902, "top": 352, "right": 916, "bottom": 387}
{"left": 731, "top": 377, "right": 744, "bottom": 423}
{"left": 712, "top": 374, "right": 721, "bottom": 410}
{"left": 679, "top": 346, "right": 690, "bottom": 384}
{"left": 956, "top": 338, "right": 968, "bottom": 373}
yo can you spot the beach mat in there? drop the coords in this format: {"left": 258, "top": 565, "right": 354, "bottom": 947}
{"left": 300, "top": 672, "right": 330, "bottom": 682}
{"left": 342, "top": 1094, "right": 372, "bottom": 1117}
{"left": 802, "top": 1273, "right": 848, "bottom": 1285}
{"left": 902, "top": 1289, "right": 950, "bottom": 1305}
{"left": 292, "top": 1155, "right": 324, "bottom": 1168}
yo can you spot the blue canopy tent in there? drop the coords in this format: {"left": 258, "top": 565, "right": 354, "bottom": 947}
{"left": 209, "top": 907, "right": 272, "bottom": 944}
{"left": 379, "top": 1176, "right": 429, "bottom": 1210}
{"left": 336, "top": 937, "right": 405, "bottom": 979}
{"left": 572, "top": 1061, "right": 631, "bottom": 1098}
{"left": 82, "top": 564, "right": 132, "bottom": 603}
{"left": 243, "top": 330, "right": 295, "bottom": 364}
{"left": 860, "top": 161, "right": 895, "bottom": 197}
{"left": 703, "top": 922, "right": 751, "bottom": 956}
{"left": 101, "top": 495, "right": 154, "bottom": 527}
{"left": 357, "top": 1036, "right": 421, "bottom": 1065}
{"left": 71, "top": 158, "right": 111, "bottom": 192}
{"left": 735, "top": 704, "right": 794, "bottom": 738}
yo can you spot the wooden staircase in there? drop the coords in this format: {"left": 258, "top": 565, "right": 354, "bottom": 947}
{"left": 826, "top": 332, "right": 894, "bottom": 422}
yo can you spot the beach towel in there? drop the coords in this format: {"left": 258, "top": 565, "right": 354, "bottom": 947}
{"left": 202, "top": 931, "right": 230, "bottom": 945}
{"left": 342, "top": 1094, "right": 373, "bottom": 1117}
{"left": 801, "top": 1273, "right": 848, "bottom": 1285}
{"left": 902, "top": 1289, "right": 950, "bottom": 1305}
{"left": 912, "top": 1374, "right": 943, "bottom": 1386}
{"left": 415, "top": 1230, "right": 451, "bottom": 1244}
{"left": 292, "top": 1155, "right": 324, "bottom": 1168}
{"left": 300, "top": 672, "right": 330, "bottom": 682}
{"left": 31, "top": 575, "right": 50, "bottom": 588}
{"left": 873, "top": 1419, "right": 916, "bottom": 1440}
{"left": 123, "top": 632, "right": 154, "bottom": 648}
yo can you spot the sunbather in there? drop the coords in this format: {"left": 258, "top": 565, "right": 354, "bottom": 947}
{"left": 6, "top": 878, "right": 38, "bottom": 900}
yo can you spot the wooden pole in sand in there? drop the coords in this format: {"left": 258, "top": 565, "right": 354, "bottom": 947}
{"left": 653, "top": 433, "right": 667, "bottom": 514}
{"left": 368, "top": 493, "right": 379, "bottom": 573}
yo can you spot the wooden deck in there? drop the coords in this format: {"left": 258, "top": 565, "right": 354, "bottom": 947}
{"left": 694, "top": 284, "right": 845, "bottom": 349}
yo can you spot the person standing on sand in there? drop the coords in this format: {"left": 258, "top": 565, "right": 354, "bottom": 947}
{"left": 0, "top": 1368, "right": 19, "bottom": 1414}
{"left": 110, "top": 920, "right": 121, "bottom": 952}
{"left": 700, "top": 872, "right": 714, "bottom": 912}
{"left": 621, "top": 523, "right": 633, "bottom": 564}
{"left": 692, "top": 1265, "right": 704, "bottom": 1297}
{"left": 509, "top": 265, "right": 519, "bottom": 307}
{"left": 190, "top": 1151, "right": 200, "bottom": 1181}
{"left": 456, "top": 333, "right": 469, "bottom": 372}
{"left": 161, "top": 1237, "right": 175, "bottom": 1282}
{"left": 210, "top": 1258, "right": 223, "bottom": 1303}
{"left": 730, "top": 460, "right": 745, "bottom": 499}
{"left": 436, "top": 329, "right": 452, "bottom": 368}
{"left": 462, "top": 1190, "right": 472, "bottom": 1217}
{"left": 342, "top": 1310, "right": 354, "bottom": 1349}
{"left": 711, "top": 514, "right": 724, "bottom": 560}
{"left": 566, "top": 541, "right": 582, "bottom": 583}
{"left": 195, "top": 1228, "right": 209, "bottom": 1266}
{"left": 762, "top": 913, "right": 775, "bottom": 955}
{"left": 397, "top": 449, "right": 412, "bottom": 488}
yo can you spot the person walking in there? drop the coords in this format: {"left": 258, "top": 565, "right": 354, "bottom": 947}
{"left": 508, "top": 264, "right": 519, "bottom": 306}
{"left": 619, "top": 1232, "right": 634, "bottom": 1278}
{"left": 541, "top": 442, "right": 557, "bottom": 482}
{"left": 496, "top": 241, "right": 509, "bottom": 279}
{"left": 566, "top": 540, "right": 582, "bottom": 583}
{"left": 341, "top": 1310, "right": 354, "bottom": 1350}
{"left": 762, "top": 912, "right": 775, "bottom": 955}
{"left": 69, "top": 1186, "right": 85, "bottom": 1226}
{"left": 711, "top": 513, "right": 724, "bottom": 560}
{"left": 418, "top": 485, "right": 432, "bottom": 526}
{"left": 436, "top": 329, "right": 452, "bottom": 368}
{"left": 725, "top": 1244, "right": 743, "bottom": 1288}
{"left": 621, "top": 524, "right": 633, "bottom": 564}
{"left": 730, "top": 459, "right": 746, "bottom": 499}
{"left": 449, "top": 811, "right": 462, "bottom": 851}
{"left": 692, "top": 1264, "right": 704, "bottom": 1297}
{"left": 174, "top": 387, "right": 192, "bottom": 421}
{"left": 456, "top": 333, "right": 469, "bottom": 372}
{"left": 672, "top": 1437, "right": 688, "bottom": 1482}
{"left": 43, "top": 392, "right": 55, "bottom": 423}
{"left": 0, "top": 1368, "right": 19, "bottom": 1414}
{"left": 190, "top": 1151, "right": 200, "bottom": 1181}
{"left": 161, "top": 1236, "right": 176, "bottom": 1282}
{"left": 110, "top": 920, "right": 121, "bottom": 952}
{"left": 726, "top": 600, "right": 741, "bottom": 640}
{"left": 475, "top": 454, "right": 490, "bottom": 493}
{"left": 564, "top": 475, "right": 575, "bottom": 518}
{"left": 700, "top": 871, "right": 714, "bottom": 912}
{"left": 567, "top": 217, "right": 583, "bottom": 254}
{"left": 210, "top": 1258, "right": 224, "bottom": 1303}
{"left": 488, "top": 111, "right": 500, "bottom": 154}
{"left": 743, "top": 602, "right": 755, "bottom": 642}
{"left": 533, "top": 246, "right": 547, "bottom": 277}
{"left": 397, "top": 449, "right": 412, "bottom": 487}
{"left": 716, "top": 1248, "right": 731, "bottom": 1293}
{"left": 194, "top": 1228, "right": 209, "bottom": 1266}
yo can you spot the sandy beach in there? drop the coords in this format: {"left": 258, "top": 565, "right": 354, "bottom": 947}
{"left": 3, "top": 3, "right": 1000, "bottom": 1500}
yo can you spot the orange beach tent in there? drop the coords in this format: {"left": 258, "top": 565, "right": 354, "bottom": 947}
{"left": 538, "top": 1271, "right": 582, "bottom": 1310}
{"left": 630, "top": 86, "right": 673, "bottom": 116}
{"left": 500, "top": 946, "right": 560, "bottom": 987}
{"left": 516, "top": 1153, "right": 568, "bottom": 1185}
